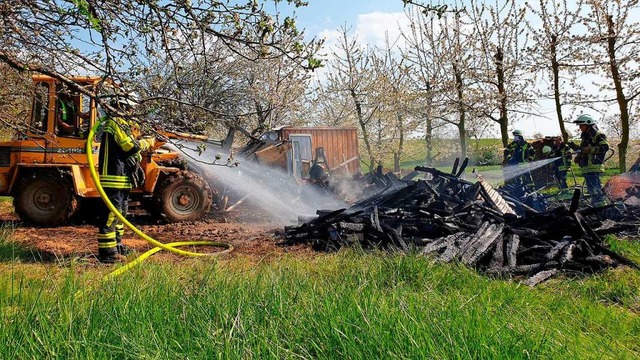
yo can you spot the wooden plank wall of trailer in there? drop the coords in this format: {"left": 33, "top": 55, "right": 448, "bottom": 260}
{"left": 279, "top": 127, "right": 361, "bottom": 176}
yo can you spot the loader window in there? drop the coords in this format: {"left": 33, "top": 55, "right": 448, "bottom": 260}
{"left": 55, "top": 87, "right": 90, "bottom": 138}
{"left": 30, "top": 82, "right": 50, "bottom": 135}
{"left": 77, "top": 93, "right": 92, "bottom": 139}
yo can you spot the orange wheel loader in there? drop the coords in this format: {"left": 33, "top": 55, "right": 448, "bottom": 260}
{"left": 0, "top": 75, "right": 232, "bottom": 226}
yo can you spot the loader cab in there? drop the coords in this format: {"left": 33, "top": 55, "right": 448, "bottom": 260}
{"left": 27, "top": 75, "right": 100, "bottom": 140}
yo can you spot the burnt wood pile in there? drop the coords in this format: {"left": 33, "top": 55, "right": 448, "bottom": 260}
{"left": 282, "top": 165, "right": 639, "bottom": 286}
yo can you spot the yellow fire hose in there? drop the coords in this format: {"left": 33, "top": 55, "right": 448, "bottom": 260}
{"left": 85, "top": 120, "right": 233, "bottom": 280}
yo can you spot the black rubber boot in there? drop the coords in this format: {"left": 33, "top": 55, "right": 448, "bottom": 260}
{"left": 98, "top": 247, "right": 121, "bottom": 263}
{"left": 116, "top": 242, "right": 132, "bottom": 256}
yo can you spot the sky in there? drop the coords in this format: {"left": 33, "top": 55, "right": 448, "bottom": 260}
{"left": 274, "top": 0, "right": 605, "bottom": 140}
{"left": 285, "top": 0, "right": 406, "bottom": 39}
{"left": 282, "top": 0, "right": 408, "bottom": 51}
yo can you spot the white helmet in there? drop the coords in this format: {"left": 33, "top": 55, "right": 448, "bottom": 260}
{"left": 113, "top": 92, "right": 139, "bottom": 108}
{"left": 101, "top": 83, "right": 139, "bottom": 108}
{"left": 574, "top": 114, "right": 596, "bottom": 126}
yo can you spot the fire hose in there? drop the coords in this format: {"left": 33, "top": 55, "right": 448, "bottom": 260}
{"left": 85, "top": 120, "right": 233, "bottom": 280}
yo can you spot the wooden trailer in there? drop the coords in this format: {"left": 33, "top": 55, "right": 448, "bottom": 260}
{"left": 245, "top": 126, "right": 361, "bottom": 179}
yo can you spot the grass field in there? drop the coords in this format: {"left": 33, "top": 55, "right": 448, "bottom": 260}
{"left": 1, "top": 230, "right": 639, "bottom": 359}
{"left": 1, "top": 139, "right": 639, "bottom": 359}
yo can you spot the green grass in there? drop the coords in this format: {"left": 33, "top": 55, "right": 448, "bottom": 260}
{"left": 393, "top": 138, "right": 506, "bottom": 170}
{"left": 1, "top": 235, "right": 640, "bottom": 359}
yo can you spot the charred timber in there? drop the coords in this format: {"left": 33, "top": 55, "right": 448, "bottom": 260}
{"left": 281, "top": 166, "right": 640, "bottom": 285}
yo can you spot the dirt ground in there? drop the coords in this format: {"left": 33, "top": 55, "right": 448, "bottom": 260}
{"left": 0, "top": 202, "right": 313, "bottom": 263}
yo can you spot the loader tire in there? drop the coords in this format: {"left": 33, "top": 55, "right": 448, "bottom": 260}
{"left": 153, "top": 170, "right": 213, "bottom": 222}
{"left": 14, "top": 174, "right": 78, "bottom": 226}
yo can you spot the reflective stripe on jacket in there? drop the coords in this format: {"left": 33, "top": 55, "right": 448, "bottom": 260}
{"left": 549, "top": 144, "right": 572, "bottom": 171}
{"left": 505, "top": 141, "right": 535, "bottom": 165}
{"left": 98, "top": 117, "right": 153, "bottom": 189}
{"left": 578, "top": 128, "right": 609, "bottom": 174}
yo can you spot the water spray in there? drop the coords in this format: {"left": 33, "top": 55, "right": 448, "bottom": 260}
{"left": 465, "top": 157, "right": 561, "bottom": 187}
{"left": 165, "top": 142, "right": 347, "bottom": 225}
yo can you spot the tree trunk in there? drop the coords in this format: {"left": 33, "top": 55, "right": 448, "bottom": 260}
{"left": 606, "top": 15, "right": 629, "bottom": 173}
{"left": 352, "top": 90, "right": 375, "bottom": 172}
{"left": 495, "top": 47, "right": 509, "bottom": 148}
{"left": 550, "top": 35, "right": 568, "bottom": 142}
{"left": 425, "top": 112, "right": 433, "bottom": 167}
{"left": 395, "top": 112, "right": 405, "bottom": 172}
{"left": 251, "top": 100, "right": 270, "bottom": 136}
{"left": 458, "top": 123, "right": 467, "bottom": 160}
{"left": 454, "top": 64, "right": 467, "bottom": 158}
{"left": 393, "top": 152, "right": 400, "bottom": 173}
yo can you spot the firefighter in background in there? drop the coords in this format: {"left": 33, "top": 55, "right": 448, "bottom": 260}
{"left": 504, "top": 130, "right": 535, "bottom": 165}
{"left": 503, "top": 129, "right": 535, "bottom": 187}
{"left": 573, "top": 114, "right": 609, "bottom": 206}
{"left": 96, "top": 94, "right": 155, "bottom": 263}
{"left": 542, "top": 136, "right": 573, "bottom": 189}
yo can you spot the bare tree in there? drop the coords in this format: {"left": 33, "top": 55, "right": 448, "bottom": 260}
{"left": 405, "top": 2, "right": 495, "bottom": 160}
{"left": 139, "top": 39, "right": 313, "bottom": 140}
{"left": 524, "top": 0, "right": 586, "bottom": 142}
{"left": 402, "top": 7, "right": 448, "bottom": 166}
{"left": 303, "top": 78, "right": 353, "bottom": 127}
{"left": 469, "top": 0, "right": 533, "bottom": 148}
{"left": 324, "top": 27, "right": 379, "bottom": 172}
{"left": 436, "top": 10, "right": 482, "bottom": 159}
{"left": 369, "top": 35, "right": 418, "bottom": 172}
{"left": 582, "top": 0, "right": 640, "bottom": 173}
{"left": 0, "top": 0, "right": 321, "bottom": 131}
{"left": 0, "top": 64, "right": 31, "bottom": 138}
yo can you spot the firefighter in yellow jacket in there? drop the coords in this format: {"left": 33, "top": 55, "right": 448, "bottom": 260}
{"left": 96, "top": 95, "right": 155, "bottom": 263}
{"left": 573, "top": 114, "right": 609, "bottom": 206}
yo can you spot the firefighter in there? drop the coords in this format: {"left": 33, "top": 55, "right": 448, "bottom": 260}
{"left": 503, "top": 130, "right": 535, "bottom": 188}
{"left": 573, "top": 114, "right": 609, "bottom": 206}
{"left": 544, "top": 137, "right": 573, "bottom": 189}
{"left": 504, "top": 130, "right": 535, "bottom": 165}
{"left": 56, "top": 91, "right": 88, "bottom": 136}
{"left": 96, "top": 94, "right": 155, "bottom": 263}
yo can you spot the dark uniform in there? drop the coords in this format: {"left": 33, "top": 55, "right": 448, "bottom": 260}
{"left": 576, "top": 126, "right": 609, "bottom": 206}
{"left": 503, "top": 132, "right": 535, "bottom": 188}
{"left": 504, "top": 140, "right": 535, "bottom": 166}
{"left": 548, "top": 139, "right": 573, "bottom": 189}
{"left": 97, "top": 115, "right": 154, "bottom": 262}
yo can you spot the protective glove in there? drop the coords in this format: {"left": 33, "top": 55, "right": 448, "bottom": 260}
{"left": 139, "top": 137, "right": 156, "bottom": 151}
{"left": 582, "top": 145, "right": 592, "bottom": 155}
{"left": 573, "top": 153, "right": 582, "bottom": 164}
{"left": 130, "top": 163, "right": 146, "bottom": 188}
{"left": 125, "top": 152, "right": 142, "bottom": 169}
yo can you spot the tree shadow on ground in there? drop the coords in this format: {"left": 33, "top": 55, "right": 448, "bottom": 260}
{"left": 0, "top": 238, "right": 52, "bottom": 263}
{"left": 0, "top": 219, "right": 95, "bottom": 264}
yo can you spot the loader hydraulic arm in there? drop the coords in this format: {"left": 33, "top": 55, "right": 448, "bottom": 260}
{"left": 155, "top": 127, "right": 235, "bottom": 150}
